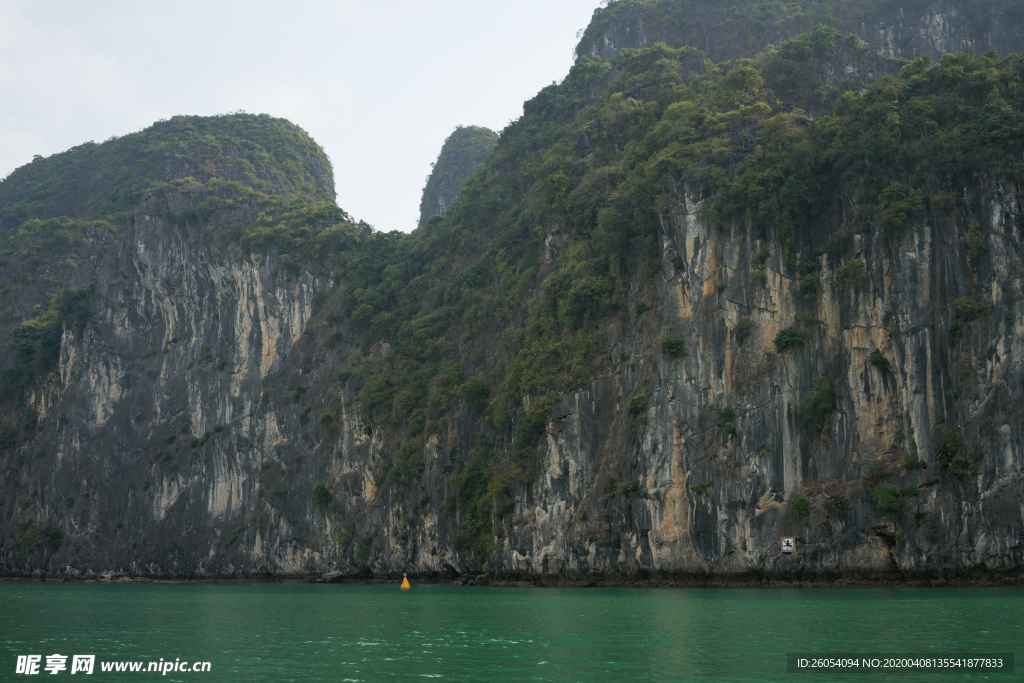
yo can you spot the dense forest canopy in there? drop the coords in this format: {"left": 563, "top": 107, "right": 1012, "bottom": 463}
{"left": 0, "top": 113, "right": 334, "bottom": 230}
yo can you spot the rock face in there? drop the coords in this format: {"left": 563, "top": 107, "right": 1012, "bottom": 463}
{"left": 3, "top": 169, "right": 1022, "bottom": 582}
{"left": 1, "top": 11, "right": 1023, "bottom": 584}
{"left": 6, "top": 187, "right": 327, "bottom": 575}
{"left": 575, "top": 0, "right": 1024, "bottom": 65}
{"left": 499, "top": 180, "right": 1024, "bottom": 580}
{"left": 418, "top": 126, "right": 497, "bottom": 227}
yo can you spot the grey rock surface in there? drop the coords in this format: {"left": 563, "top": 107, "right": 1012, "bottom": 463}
{"left": 576, "top": 0, "right": 1024, "bottom": 66}
{"left": 2, "top": 173, "right": 1022, "bottom": 583}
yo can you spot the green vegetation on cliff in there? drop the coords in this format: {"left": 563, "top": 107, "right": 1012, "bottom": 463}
{"left": 0, "top": 113, "right": 334, "bottom": 228}
{"left": 14, "top": 523, "right": 61, "bottom": 558}
{"left": 576, "top": 0, "right": 872, "bottom": 60}
{"left": 320, "top": 34, "right": 1024, "bottom": 561}
{"left": 575, "top": 0, "right": 1024, "bottom": 63}
{"left": 418, "top": 126, "right": 498, "bottom": 226}
{"left": 3, "top": 18, "right": 1024, "bottom": 569}
{"left": 0, "top": 115, "right": 341, "bottom": 403}
{"left": 0, "top": 287, "right": 93, "bottom": 401}
{"left": 706, "top": 48, "right": 1024, "bottom": 263}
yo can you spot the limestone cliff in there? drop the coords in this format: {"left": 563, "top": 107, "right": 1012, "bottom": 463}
{"left": 417, "top": 126, "right": 497, "bottom": 227}
{"left": 575, "top": 0, "right": 1024, "bottom": 65}
{"left": 1, "top": 10, "right": 1023, "bottom": 585}
{"left": 5, "top": 154, "right": 1020, "bottom": 583}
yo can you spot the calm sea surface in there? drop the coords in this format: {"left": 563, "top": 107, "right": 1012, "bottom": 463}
{"left": 0, "top": 582, "right": 1020, "bottom": 682}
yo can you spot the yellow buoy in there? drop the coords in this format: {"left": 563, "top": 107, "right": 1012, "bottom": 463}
{"left": 401, "top": 573, "right": 411, "bottom": 590}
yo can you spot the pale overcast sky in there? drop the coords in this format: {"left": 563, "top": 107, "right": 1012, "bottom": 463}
{"left": 0, "top": 0, "right": 602, "bottom": 232}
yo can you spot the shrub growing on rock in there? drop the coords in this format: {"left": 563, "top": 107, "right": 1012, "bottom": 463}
{"left": 15, "top": 523, "right": 61, "bottom": 558}
{"left": 661, "top": 336, "right": 686, "bottom": 358}
{"left": 872, "top": 483, "right": 901, "bottom": 522}
{"left": 826, "top": 229, "right": 850, "bottom": 257}
{"left": 335, "top": 523, "right": 356, "bottom": 549}
{"left": 617, "top": 480, "right": 640, "bottom": 501}
{"left": 953, "top": 297, "right": 987, "bottom": 320}
{"left": 947, "top": 456, "right": 970, "bottom": 478}
{"left": 714, "top": 408, "right": 737, "bottom": 436}
{"left": 312, "top": 484, "right": 333, "bottom": 510}
{"left": 798, "top": 272, "right": 818, "bottom": 296}
{"left": 965, "top": 221, "right": 986, "bottom": 261}
{"left": 790, "top": 497, "right": 810, "bottom": 517}
{"left": 834, "top": 259, "right": 868, "bottom": 288}
{"left": 824, "top": 496, "right": 850, "bottom": 520}
{"left": 796, "top": 377, "right": 832, "bottom": 436}
{"left": 628, "top": 395, "right": 647, "bottom": 422}
{"left": 773, "top": 327, "right": 805, "bottom": 352}
{"left": 900, "top": 451, "right": 923, "bottom": 471}
{"left": 868, "top": 350, "right": 890, "bottom": 372}
{"left": 733, "top": 318, "right": 753, "bottom": 345}
{"left": 935, "top": 429, "right": 963, "bottom": 466}
{"left": 864, "top": 462, "right": 890, "bottom": 485}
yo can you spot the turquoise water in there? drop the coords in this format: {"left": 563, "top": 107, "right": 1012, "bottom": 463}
{"left": 0, "top": 583, "right": 1020, "bottom": 681}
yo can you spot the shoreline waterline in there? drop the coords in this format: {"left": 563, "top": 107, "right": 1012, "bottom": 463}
{"left": 3, "top": 566, "right": 1023, "bottom": 588}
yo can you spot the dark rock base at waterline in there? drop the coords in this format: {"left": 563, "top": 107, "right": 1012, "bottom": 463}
{"left": 4, "top": 567, "right": 1023, "bottom": 589}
